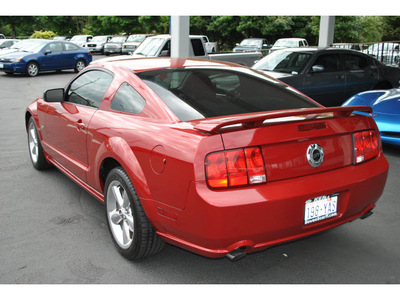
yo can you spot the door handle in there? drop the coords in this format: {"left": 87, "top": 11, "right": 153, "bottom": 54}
{"left": 76, "top": 120, "right": 85, "bottom": 131}
{"left": 336, "top": 74, "right": 345, "bottom": 79}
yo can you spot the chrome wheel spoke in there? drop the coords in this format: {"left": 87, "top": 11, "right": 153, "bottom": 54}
{"left": 125, "top": 214, "right": 134, "bottom": 232}
{"left": 111, "top": 185, "right": 125, "bottom": 208}
{"left": 121, "top": 221, "right": 132, "bottom": 245}
{"left": 121, "top": 189, "right": 130, "bottom": 210}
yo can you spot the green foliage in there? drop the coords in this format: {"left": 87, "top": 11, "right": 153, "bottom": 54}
{"left": 0, "top": 16, "right": 399, "bottom": 49}
{"left": 381, "top": 16, "right": 400, "bottom": 41}
{"left": 30, "top": 30, "right": 57, "bottom": 39}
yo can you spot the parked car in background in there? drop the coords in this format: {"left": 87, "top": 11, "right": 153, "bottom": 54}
{"left": 0, "top": 39, "right": 28, "bottom": 55}
{"left": 26, "top": 57, "right": 388, "bottom": 261}
{"left": 0, "top": 39, "right": 20, "bottom": 49}
{"left": 342, "top": 88, "right": 400, "bottom": 146}
{"left": 53, "top": 36, "right": 72, "bottom": 41}
{"left": 85, "top": 35, "right": 113, "bottom": 54}
{"left": 104, "top": 36, "right": 128, "bottom": 56}
{"left": 253, "top": 47, "right": 400, "bottom": 106}
{"left": 70, "top": 35, "right": 93, "bottom": 47}
{"left": 121, "top": 34, "right": 152, "bottom": 55}
{"left": 0, "top": 39, "right": 92, "bottom": 76}
{"left": 332, "top": 43, "right": 362, "bottom": 51}
{"left": 197, "top": 35, "right": 217, "bottom": 53}
{"left": 233, "top": 38, "right": 271, "bottom": 53}
{"left": 106, "top": 34, "right": 262, "bottom": 67}
{"left": 269, "top": 38, "right": 308, "bottom": 53}
{"left": 0, "top": 34, "right": 5, "bottom": 39}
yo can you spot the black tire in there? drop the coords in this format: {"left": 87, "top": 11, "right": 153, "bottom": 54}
{"left": 27, "top": 117, "right": 51, "bottom": 170}
{"left": 74, "top": 59, "right": 86, "bottom": 73}
{"left": 104, "top": 167, "right": 164, "bottom": 260}
{"left": 26, "top": 62, "right": 39, "bottom": 77}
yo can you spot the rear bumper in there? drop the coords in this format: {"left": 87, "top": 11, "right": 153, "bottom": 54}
{"left": 146, "top": 155, "right": 389, "bottom": 258}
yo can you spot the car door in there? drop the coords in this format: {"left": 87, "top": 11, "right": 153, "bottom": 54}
{"left": 301, "top": 53, "right": 346, "bottom": 106}
{"left": 38, "top": 42, "right": 64, "bottom": 70}
{"left": 62, "top": 42, "right": 82, "bottom": 68}
{"left": 43, "top": 70, "right": 113, "bottom": 181}
{"left": 343, "top": 53, "right": 379, "bottom": 99}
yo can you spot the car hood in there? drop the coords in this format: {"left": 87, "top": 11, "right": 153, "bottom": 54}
{"left": 0, "top": 51, "right": 31, "bottom": 59}
{"left": 0, "top": 48, "right": 19, "bottom": 56}
{"left": 257, "top": 70, "right": 294, "bottom": 79}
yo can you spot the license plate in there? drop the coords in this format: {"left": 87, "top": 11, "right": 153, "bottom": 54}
{"left": 304, "top": 194, "right": 338, "bottom": 224}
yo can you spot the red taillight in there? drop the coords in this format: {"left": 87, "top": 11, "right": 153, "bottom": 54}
{"left": 353, "top": 130, "right": 379, "bottom": 164}
{"left": 205, "top": 147, "right": 266, "bottom": 189}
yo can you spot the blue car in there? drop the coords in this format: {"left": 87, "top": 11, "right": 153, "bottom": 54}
{"left": 342, "top": 88, "right": 400, "bottom": 146}
{"left": 0, "top": 39, "right": 92, "bottom": 76}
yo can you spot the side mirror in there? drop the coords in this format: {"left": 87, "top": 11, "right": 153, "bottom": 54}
{"left": 312, "top": 65, "right": 325, "bottom": 73}
{"left": 44, "top": 88, "right": 64, "bottom": 102}
{"left": 44, "top": 49, "right": 52, "bottom": 55}
{"left": 160, "top": 50, "right": 170, "bottom": 57}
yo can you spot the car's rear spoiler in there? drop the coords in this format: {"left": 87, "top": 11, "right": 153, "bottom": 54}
{"left": 192, "top": 106, "right": 372, "bottom": 133}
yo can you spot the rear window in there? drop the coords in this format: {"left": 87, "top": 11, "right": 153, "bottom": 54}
{"left": 137, "top": 68, "right": 318, "bottom": 121}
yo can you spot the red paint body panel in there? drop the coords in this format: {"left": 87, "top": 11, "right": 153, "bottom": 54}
{"left": 25, "top": 57, "right": 389, "bottom": 258}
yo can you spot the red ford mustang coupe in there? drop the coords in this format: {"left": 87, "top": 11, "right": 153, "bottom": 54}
{"left": 25, "top": 57, "right": 389, "bottom": 261}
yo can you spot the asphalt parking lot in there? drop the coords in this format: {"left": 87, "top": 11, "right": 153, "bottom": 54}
{"left": 1, "top": 54, "right": 400, "bottom": 285}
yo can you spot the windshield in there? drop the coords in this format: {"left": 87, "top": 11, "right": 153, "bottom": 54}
{"left": 253, "top": 50, "right": 312, "bottom": 73}
{"left": 71, "top": 36, "right": 88, "bottom": 41}
{"left": 274, "top": 39, "right": 298, "bottom": 47}
{"left": 13, "top": 40, "right": 48, "bottom": 53}
{"left": 11, "top": 40, "right": 30, "bottom": 49}
{"left": 92, "top": 36, "right": 108, "bottom": 42}
{"left": 134, "top": 38, "right": 164, "bottom": 56}
{"left": 110, "top": 36, "right": 126, "bottom": 43}
{"left": 137, "top": 68, "right": 318, "bottom": 121}
{"left": 127, "top": 35, "right": 146, "bottom": 42}
{"left": 240, "top": 39, "right": 262, "bottom": 47}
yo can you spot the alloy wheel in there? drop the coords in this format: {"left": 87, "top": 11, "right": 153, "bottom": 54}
{"left": 27, "top": 63, "right": 39, "bottom": 76}
{"left": 28, "top": 121, "right": 39, "bottom": 164}
{"left": 106, "top": 180, "right": 134, "bottom": 249}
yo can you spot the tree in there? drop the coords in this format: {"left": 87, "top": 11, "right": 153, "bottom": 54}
{"left": 382, "top": 16, "right": 400, "bottom": 41}
{"left": 0, "top": 16, "right": 35, "bottom": 38}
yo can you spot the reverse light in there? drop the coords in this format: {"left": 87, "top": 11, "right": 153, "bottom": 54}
{"left": 205, "top": 147, "right": 267, "bottom": 189}
{"left": 353, "top": 130, "right": 379, "bottom": 164}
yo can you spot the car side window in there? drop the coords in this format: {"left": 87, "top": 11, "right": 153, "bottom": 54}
{"left": 191, "top": 39, "right": 205, "bottom": 56}
{"left": 110, "top": 82, "right": 146, "bottom": 114}
{"left": 64, "top": 43, "right": 79, "bottom": 51}
{"left": 44, "top": 42, "right": 63, "bottom": 53}
{"left": 344, "top": 54, "right": 369, "bottom": 71}
{"left": 66, "top": 70, "right": 113, "bottom": 108}
{"left": 312, "top": 54, "right": 340, "bottom": 72}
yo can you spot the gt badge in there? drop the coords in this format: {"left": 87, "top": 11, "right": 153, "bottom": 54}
{"left": 307, "top": 144, "right": 324, "bottom": 168}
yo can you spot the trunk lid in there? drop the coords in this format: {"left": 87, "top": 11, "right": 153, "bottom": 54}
{"left": 192, "top": 106, "right": 374, "bottom": 182}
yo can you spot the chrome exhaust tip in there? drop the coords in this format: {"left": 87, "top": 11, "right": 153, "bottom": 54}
{"left": 226, "top": 248, "right": 246, "bottom": 261}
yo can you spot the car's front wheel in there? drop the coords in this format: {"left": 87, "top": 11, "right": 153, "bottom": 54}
{"left": 74, "top": 59, "right": 86, "bottom": 73}
{"left": 26, "top": 62, "right": 39, "bottom": 77}
{"left": 27, "top": 117, "right": 51, "bottom": 170}
{"left": 105, "top": 167, "right": 164, "bottom": 260}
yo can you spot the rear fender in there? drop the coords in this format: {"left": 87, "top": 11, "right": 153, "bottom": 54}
{"left": 92, "top": 136, "right": 152, "bottom": 201}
